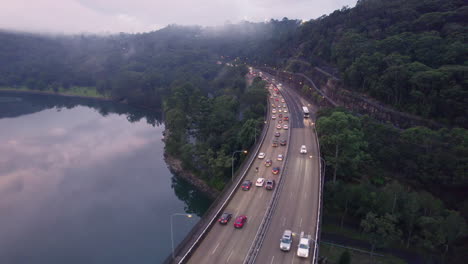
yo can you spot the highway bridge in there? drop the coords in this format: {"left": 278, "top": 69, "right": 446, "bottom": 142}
{"left": 168, "top": 68, "right": 323, "bottom": 264}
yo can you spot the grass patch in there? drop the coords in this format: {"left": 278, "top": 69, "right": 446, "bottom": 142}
{"left": 320, "top": 243, "right": 407, "bottom": 264}
{"left": 0, "top": 86, "right": 109, "bottom": 99}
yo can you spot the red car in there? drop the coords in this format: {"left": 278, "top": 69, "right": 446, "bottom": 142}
{"left": 284, "top": 116, "right": 289, "bottom": 121}
{"left": 234, "top": 215, "right": 248, "bottom": 228}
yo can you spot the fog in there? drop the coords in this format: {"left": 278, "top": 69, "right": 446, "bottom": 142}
{"left": 0, "top": 0, "right": 357, "bottom": 34}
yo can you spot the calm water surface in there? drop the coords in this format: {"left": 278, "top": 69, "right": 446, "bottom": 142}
{"left": 0, "top": 92, "right": 211, "bottom": 264}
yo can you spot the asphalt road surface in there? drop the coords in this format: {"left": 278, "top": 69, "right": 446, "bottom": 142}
{"left": 254, "top": 72, "right": 321, "bottom": 264}
{"left": 187, "top": 77, "right": 291, "bottom": 264}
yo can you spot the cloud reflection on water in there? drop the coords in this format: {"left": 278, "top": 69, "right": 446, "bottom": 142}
{"left": 0, "top": 105, "right": 172, "bottom": 263}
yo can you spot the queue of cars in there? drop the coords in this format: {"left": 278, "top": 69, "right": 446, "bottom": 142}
{"left": 217, "top": 75, "right": 315, "bottom": 260}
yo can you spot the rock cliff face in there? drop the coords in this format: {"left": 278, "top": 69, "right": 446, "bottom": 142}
{"left": 164, "top": 153, "right": 219, "bottom": 200}
{"left": 259, "top": 67, "right": 442, "bottom": 129}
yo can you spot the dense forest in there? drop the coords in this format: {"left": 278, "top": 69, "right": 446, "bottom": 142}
{"left": 165, "top": 70, "right": 267, "bottom": 189}
{"left": 240, "top": 0, "right": 467, "bottom": 128}
{"left": 316, "top": 108, "right": 467, "bottom": 263}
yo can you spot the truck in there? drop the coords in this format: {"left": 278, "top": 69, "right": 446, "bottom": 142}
{"left": 297, "top": 231, "right": 312, "bottom": 258}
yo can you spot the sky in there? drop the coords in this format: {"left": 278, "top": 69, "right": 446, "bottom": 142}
{"left": 0, "top": 0, "right": 357, "bottom": 34}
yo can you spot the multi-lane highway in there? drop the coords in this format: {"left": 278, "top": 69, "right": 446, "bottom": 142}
{"left": 254, "top": 72, "right": 321, "bottom": 264}
{"left": 187, "top": 76, "right": 291, "bottom": 264}
{"left": 184, "top": 69, "right": 322, "bottom": 264}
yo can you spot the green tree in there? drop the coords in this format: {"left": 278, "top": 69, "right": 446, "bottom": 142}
{"left": 338, "top": 250, "right": 351, "bottom": 264}
{"left": 361, "top": 212, "right": 402, "bottom": 255}
{"left": 317, "top": 111, "right": 368, "bottom": 182}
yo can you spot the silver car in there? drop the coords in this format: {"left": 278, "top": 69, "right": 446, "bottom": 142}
{"left": 280, "top": 230, "right": 293, "bottom": 251}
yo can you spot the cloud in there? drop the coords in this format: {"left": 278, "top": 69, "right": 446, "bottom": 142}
{"left": 0, "top": 0, "right": 357, "bottom": 33}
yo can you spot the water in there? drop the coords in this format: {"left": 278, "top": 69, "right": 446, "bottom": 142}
{"left": 0, "top": 92, "right": 212, "bottom": 264}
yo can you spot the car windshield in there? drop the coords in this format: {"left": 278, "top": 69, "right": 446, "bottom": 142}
{"left": 281, "top": 238, "right": 291, "bottom": 243}
{"left": 299, "top": 244, "right": 308, "bottom": 249}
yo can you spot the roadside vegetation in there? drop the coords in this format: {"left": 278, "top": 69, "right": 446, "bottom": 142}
{"left": 317, "top": 108, "right": 467, "bottom": 263}
{"left": 164, "top": 69, "right": 267, "bottom": 190}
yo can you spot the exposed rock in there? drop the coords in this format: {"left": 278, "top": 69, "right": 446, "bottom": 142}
{"left": 164, "top": 153, "right": 220, "bottom": 200}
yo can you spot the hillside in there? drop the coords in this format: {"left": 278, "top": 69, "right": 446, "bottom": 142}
{"left": 247, "top": 0, "right": 467, "bottom": 127}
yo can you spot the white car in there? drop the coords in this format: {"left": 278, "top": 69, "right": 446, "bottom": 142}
{"left": 255, "top": 178, "right": 265, "bottom": 187}
{"left": 278, "top": 109, "right": 282, "bottom": 113}
{"left": 284, "top": 109, "right": 288, "bottom": 113}
{"left": 277, "top": 154, "right": 284, "bottom": 161}
{"left": 297, "top": 235, "right": 311, "bottom": 258}
{"left": 272, "top": 109, "right": 277, "bottom": 114}
{"left": 258, "top": 152, "right": 266, "bottom": 159}
{"left": 272, "top": 115, "right": 276, "bottom": 120}
{"left": 281, "top": 99, "right": 285, "bottom": 103}
{"left": 276, "top": 124, "right": 282, "bottom": 129}
{"left": 283, "top": 124, "right": 289, "bottom": 130}
{"left": 280, "top": 230, "right": 293, "bottom": 251}
{"left": 300, "top": 145, "right": 307, "bottom": 154}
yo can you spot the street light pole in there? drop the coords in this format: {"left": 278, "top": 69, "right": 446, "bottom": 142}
{"left": 309, "top": 155, "right": 326, "bottom": 168}
{"left": 170, "top": 213, "right": 193, "bottom": 260}
{"left": 231, "top": 150, "right": 248, "bottom": 182}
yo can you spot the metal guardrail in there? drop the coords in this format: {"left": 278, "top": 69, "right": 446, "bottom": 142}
{"left": 311, "top": 119, "right": 325, "bottom": 264}
{"left": 243, "top": 85, "right": 292, "bottom": 264}
{"left": 169, "top": 85, "right": 272, "bottom": 264}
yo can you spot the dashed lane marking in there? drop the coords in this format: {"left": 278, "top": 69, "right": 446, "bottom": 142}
{"left": 211, "top": 242, "right": 220, "bottom": 255}
{"left": 226, "top": 250, "right": 234, "bottom": 263}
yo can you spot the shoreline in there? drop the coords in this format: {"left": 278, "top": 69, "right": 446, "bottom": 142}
{"left": 0, "top": 88, "right": 113, "bottom": 101}
{"left": 2, "top": 88, "right": 216, "bottom": 199}
{"left": 163, "top": 152, "right": 220, "bottom": 200}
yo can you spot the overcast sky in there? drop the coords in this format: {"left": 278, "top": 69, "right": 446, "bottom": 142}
{"left": 0, "top": 0, "right": 357, "bottom": 34}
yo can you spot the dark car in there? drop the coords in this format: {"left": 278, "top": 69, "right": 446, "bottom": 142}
{"left": 280, "top": 139, "right": 287, "bottom": 146}
{"left": 272, "top": 167, "right": 280, "bottom": 175}
{"left": 278, "top": 113, "right": 283, "bottom": 118}
{"left": 274, "top": 132, "right": 280, "bottom": 137}
{"left": 234, "top": 215, "right": 248, "bottom": 228}
{"left": 265, "top": 179, "right": 276, "bottom": 190}
{"left": 272, "top": 140, "right": 278, "bottom": 147}
{"left": 241, "top": 180, "right": 252, "bottom": 191}
{"left": 218, "top": 213, "right": 232, "bottom": 224}
{"left": 265, "top": 159, "right": 272, "bottom": 167}
{"left": 284, "top": 116, "right": 289, "bottom": 121}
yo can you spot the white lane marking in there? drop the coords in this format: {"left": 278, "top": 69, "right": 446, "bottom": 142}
{"left": 211, "top": 242, "right": 220, "bottom": 255}
{"left": 290, "top": 192, "right": 293, "bottom": 200}
{"left": 291, "top": 255, "right": 295, "bottom": 264}
{"left": 299, "top": 218, "right": 303, "bottom": 228}
{"left": 270, "top": 255, "right": 275, "bottom": 264}
{"left": 282, "top": 217, "right": 286, "bottom": 227}
{"left": 226, "top": 250, "right": 234, "bottom": 263}
{"left": 235, "top": 209, "right": 239, "bottom": 217}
